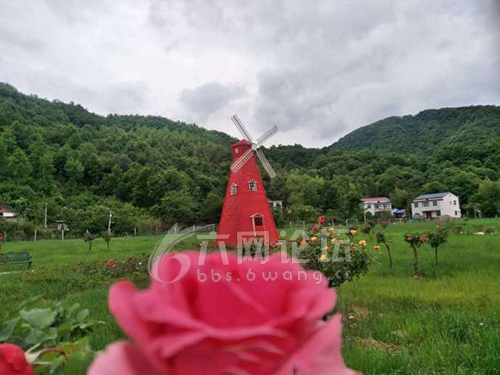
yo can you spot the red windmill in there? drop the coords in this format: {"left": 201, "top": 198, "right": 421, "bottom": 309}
{"left": 217, "top": 115, "right": 279, "bottom": 246}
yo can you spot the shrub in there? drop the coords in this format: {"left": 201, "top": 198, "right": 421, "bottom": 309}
{"left": 427, "top": 228, "right": 448, "bottom": 266}
{"left": 0, "top": 296, "right": 101, "bottom": 374}
{"left": 404, "top": 232, "right": 427, "bottom": 278}
{"left": 297, "top": 226, "right": 370, "bottom": 288}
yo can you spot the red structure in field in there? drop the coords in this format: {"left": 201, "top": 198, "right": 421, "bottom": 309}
{"left": 217, "top": 115, "right": 279, "bottom": 246}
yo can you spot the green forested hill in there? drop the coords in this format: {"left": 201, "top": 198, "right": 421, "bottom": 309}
{"left": 1, "top": 83, "right": 500, "bottom": 239}
{"left": 331, "top": 106, "right": 500, "bottom": 154}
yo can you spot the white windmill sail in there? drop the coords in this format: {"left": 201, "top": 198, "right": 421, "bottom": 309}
{"left": 229, "top": 115, "right": 278, "bottom": 179}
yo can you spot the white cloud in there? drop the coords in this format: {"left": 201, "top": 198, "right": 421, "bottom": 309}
{"left": 0, "top": 0, "right": 498, "bottom": 146}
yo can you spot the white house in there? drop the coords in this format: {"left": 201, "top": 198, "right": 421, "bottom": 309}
{"left": 411, "top": 192, "right": 461, "bottom": 219}
{"left": 361, "top": 197, "right": 392, "bottom": 216}
{"left": 268, "top": 199, "right": 283, "bottom": 208}
{"left": 0, "top": 205, "right": 18, "bottom": 220}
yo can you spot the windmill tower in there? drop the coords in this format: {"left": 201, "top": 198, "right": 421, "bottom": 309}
{"left": 217, "top": 115, "right": 279, "bottom": 246}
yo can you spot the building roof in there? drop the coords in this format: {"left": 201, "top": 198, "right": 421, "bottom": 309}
{"left": 413, "top": 192, "right": 451, "bottom": 201}
{"left": 0, "top": 205, "right": 17, "bottom": 214}
{"left": 361, "top": 197, "right": 390, "bottom": 203}
{"left": 231, "top": 139, "right": 252, "bottom": 148}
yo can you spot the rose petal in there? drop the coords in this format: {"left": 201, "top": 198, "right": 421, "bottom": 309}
{"left": 274, "top": 315, "right": 361, "bottom": 375}
{"left": 88, "top": 342, "right": 164, "bottom": 375}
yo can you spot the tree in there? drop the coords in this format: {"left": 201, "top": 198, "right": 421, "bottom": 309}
{"left": 153, "top": 191, "right": 199, "bottom": 225}
{"left": 427, "top": 227, "right": 448, "bottom": 266}
{"left": 375, "top": 231, "right": 393, "bottom": 268}
{"left": 102, "top": 231, "right": 112, "bottom": 251}
{"left": 84, "top": 232, "right": 95, "bottom": 253}
{"left": 403, "top": 233, "right": 427, "bottom": 278}
{"left": 65, "top": 157, "right": 84, "bottom": 184}
{"left": 472, "top": 179, "right": 500, "bottom": 217}
{"left": 7, "top": 148, "right": 32, "bottom": 182}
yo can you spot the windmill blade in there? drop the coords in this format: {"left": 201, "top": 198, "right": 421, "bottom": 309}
{"left": 230, "top": 148, "right": 254, "bottom": 173}
{"left": 256, "top": 149, "right": 277, "bottom": 179}
{"left": 231, "top": 115, "right": 253, "bottom": 141}
{"left": 256, "top": 125, "right": 278, "bottom": 146}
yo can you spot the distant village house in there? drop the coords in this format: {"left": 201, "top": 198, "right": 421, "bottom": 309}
{"left": 411, "top": 192, "right": 461, "bottom": 219}
{"left": 0, "top": 205, "right": 19, "bottom": 221}
{"left": 268, "top": 199, "right": 283, "bottom": 208}
{"left": 361, "top": 197, "right": 392, "bottom": 216}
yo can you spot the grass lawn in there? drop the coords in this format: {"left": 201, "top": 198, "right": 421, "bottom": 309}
{"left": 1, "top": 219, "right": 500, "bottom": 374}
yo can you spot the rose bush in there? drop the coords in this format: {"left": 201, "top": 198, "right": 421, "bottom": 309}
{"left": 297, "top": 227, "right": 370, "bottom": 288}
{"left": 89, "top": 251, "right": 360, "bottom": 375}
{"left": 0, "top": 344, "right": 34, "bottom": 375}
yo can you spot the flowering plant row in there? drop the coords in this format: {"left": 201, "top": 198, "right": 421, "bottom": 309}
{"left": 297, "top": 226, "right": 371, "bottom": 288}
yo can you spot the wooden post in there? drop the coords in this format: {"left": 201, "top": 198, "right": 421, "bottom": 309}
{"left": 134, "top": 227, "right": 137, "bottom": 237}
{"left": 34, "top": 230, "right": 37, "bottom": 242}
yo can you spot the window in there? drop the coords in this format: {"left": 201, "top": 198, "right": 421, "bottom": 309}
{"left": 423, "top": 202, "right": 429, "bottom": 207}
{"left": 230, "top": 184, "right": 237, "bottom": 196}
{"left": 414, "top": 203, "right": 419, "bottom": 208}
{"left": 433, "top": 201, "right": 438, "bottom": 206}
{"left": 455, "top": 211, "right": 458, "bottom": 216}
{"left": 453, "top": 200, "right": 457, "bottom": 205}
{"left": 249, "top": 181, "right": 257, "bottom": 191}
{"left": 254, "top": 216, "right": 263, "bottom": 226}
{"left": 375, "top": 204, "right": 380, "bottom": 209}
{"left": 366, "top": 204, "right": 371, "bottom": 209}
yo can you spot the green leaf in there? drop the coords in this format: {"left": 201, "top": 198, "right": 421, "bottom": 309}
{"left": 0, "top": 318, "right": 20, "bottom": 341}
{"left": 64, "top": 350, "right": 93, "bottom": 375}
{"left": 20, "top": 308, "right": 57, "bottom": 329}
{"left": 49, "top": 355, "right": 66, "bottom": 374}
{"left": 76, "top": 309, "right": 89, "bottom": 322}
{"left": 24, "top": 329, "right": 50, "bottom": 345}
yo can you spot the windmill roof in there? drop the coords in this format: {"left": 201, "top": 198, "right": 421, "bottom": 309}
{"left": 231, "top": 139, "right": 252, "bottom": 148}
{"left": 414, "top": 192, "right": 451, "bottom": 201}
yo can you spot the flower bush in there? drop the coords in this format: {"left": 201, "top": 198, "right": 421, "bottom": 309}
{"left": 375, "top": 231, "right": 393, "bottom": 268}
{"left": 404, "top": 232, "right": 427, "bottom": 278}
{"left": 426, "top": 228, "right": 448, "bottom": 266}
{"left": 89, "top": 251, "right": 361, "bottom": 375}
{"left": 297, "top": 226, "right": 370, "bottom": 288}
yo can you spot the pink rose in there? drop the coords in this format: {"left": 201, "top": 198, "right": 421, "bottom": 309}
{"left": 0, "top": 344, "right": 34, "bottom": 375}
{"left": 89, "top": 252, "right": 360, "bottom": 375}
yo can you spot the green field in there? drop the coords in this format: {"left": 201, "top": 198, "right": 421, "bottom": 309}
{"left": 1, "top": 219, "right": 500, "bottom": 374}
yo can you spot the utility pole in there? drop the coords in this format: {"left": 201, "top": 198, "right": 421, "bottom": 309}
{"left": 44, "top": 203, "right": 48, "bottom": 230}
{"left": 108, "top": 209, "right": 113, "bottom": 233}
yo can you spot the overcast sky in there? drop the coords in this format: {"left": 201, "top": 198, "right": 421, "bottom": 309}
{"left": 1, "top": 0, "right": 499, "bottom": 147}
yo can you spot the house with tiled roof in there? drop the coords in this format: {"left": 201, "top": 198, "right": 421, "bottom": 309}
{"left": 0, "top": 205, "right": 19, "bottom": 221}
{"left": 411, "top": 192, "right": 461, "bottom": 219}
{"left": 361, "top": 197, "right": 392, "bottom": 216}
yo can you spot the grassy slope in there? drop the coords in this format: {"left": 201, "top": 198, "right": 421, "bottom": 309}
{"left": 1, "top": 220, "right": 500, "bottom": 374}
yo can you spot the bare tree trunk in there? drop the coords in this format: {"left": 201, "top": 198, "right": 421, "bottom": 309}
{"left": 434, "top": 246, "right": 438, "bottom": 266}
{"left": 413, "top": 244, "right": 418, "bottom": 278}
{"left": 385, "top": 243, "right": 393, "bottom": 269}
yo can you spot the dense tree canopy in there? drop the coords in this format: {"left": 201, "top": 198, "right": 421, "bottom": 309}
{"left": 1, "top": 82, "right": 500, "bottom": 238}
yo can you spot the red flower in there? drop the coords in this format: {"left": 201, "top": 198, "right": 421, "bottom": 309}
{"left": 318, "top": 215, "right": 325, "bottom": 224}
{"left": 0, "top": 236, "right": 4, "bottom": 243}
{"left": 89, "top": 252, "right": 361, "bottom": 375}
{"left": 436, "top": 222, "right": 441, "bottom": 227}
{"left": 419, "top": 237, "right": 426, "bottom": 243}
{"left": 407, "top": 236, "right": 413, "bottom": 242}
{"left": 0, "top": 344, "right": 34, "bottom": 375}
